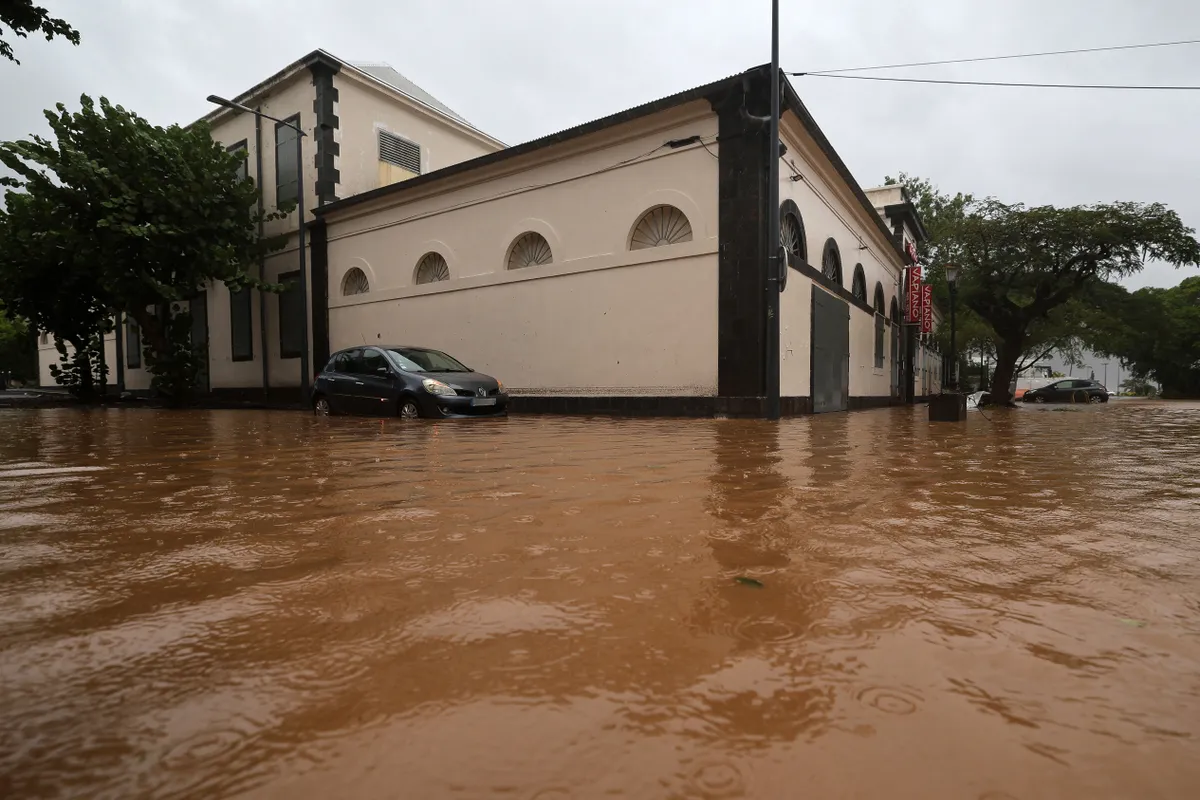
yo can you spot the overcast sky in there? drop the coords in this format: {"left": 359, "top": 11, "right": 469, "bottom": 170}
{"left": 5, "top": 0, "right": 1200, "bottom": 289}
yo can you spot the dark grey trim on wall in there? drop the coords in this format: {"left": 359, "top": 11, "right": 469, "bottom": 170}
{"left": 710, "top": 74, "right": 769, "bottom": 401}
{"left": 309, "top": 61, "right": 341, "bottom": 205}
{"left": 508, "top": 395, "right": 813, "bottom": 418}
{"left": 848, "top": 396, "right": 901, "bottom": 411}
{"left": 788, "top": 258, "right": 874, "bottom": 317}
{"left": 309, "top": 218, "right": 330, "bottom": 372}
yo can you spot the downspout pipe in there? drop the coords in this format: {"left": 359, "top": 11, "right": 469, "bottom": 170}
{"left": 255, "top": 107, "right": 269, "bottom": 400}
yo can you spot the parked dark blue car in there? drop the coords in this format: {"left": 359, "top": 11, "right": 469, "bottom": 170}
{"left": 312, "top": 346, "right": 507, "bottom": 419}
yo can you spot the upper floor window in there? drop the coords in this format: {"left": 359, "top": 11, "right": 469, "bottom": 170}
{"left": 379, "top": 130, "right": 421, "bottom": 175}
{"left": 507, "top": 232, "right": 553, "bottom": 270}
{"left": 630, "top": 205, "right": 693, "bottom": 249}
{"left": 821, "top": 238, "right": 842, "bottom": 286}
{"left": 275, "top": 115, "right": 301, "bottom": 208}
{"left": 415, "top": 252, "right": 450, "bottom": 284}
{"left": 779, "top": 203, "right": 806, "bottom": 265}
{"left": 227, "top": 139, "right": 249, "bottom": 183}
{"left": 851, "top": 264, "right": 867, "bottom": 303}
{"left": 342, "top": 267, "right": 370, "bottom": 296}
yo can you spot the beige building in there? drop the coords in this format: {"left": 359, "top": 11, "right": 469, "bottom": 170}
{"left": 38, "top": 57, "right": 941, "bottom": 413}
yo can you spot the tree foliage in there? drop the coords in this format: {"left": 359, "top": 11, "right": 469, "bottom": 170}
{"left": 0, "top": 304, "right": 36, "bottom": 382}
{"left": 0, "top": 0, "right": 79, "bottom": 64}
{"left": 886, "top": 173, "right": 1200, "bottom": 401}
{"left": 1082, "top": 277, "right": 1200, "bottom": 398}
{"left": 0, "top": 95, "right": 285, "bottom": 401}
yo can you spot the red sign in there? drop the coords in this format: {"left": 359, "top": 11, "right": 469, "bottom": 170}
{"left": 921, "top": 285, "right": 933, "bottom": 333}
{"left": 906, "top": 266, "right": 923, "bottom": 323}
{"left": 905, "top": 240, "right": 919, "bottom": 263}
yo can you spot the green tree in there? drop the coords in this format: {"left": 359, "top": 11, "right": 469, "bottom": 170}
{"left": 0, "top": 304, "right": 36, "bottom": 383}
{"left": 0, "top": 95, "right": 285, "bottom": 403}
{"left": 886, "top": 174, "right": 1200, "bottom": 402}
{"left": 1084, "top": 277, "right": 1200, "bottom": 398}
{"left": 1, "top": 0, "right": 79, "bottom": 64}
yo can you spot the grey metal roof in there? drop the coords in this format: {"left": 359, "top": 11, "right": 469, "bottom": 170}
{"left": 351, "top": 62, "right": 472, "bottom": 127}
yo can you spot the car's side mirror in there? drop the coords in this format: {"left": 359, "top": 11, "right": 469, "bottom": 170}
{"left": 376, "top": 366, "right": 393, "bottom": 378}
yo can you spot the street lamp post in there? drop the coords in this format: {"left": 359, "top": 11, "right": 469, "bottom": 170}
{"left": 929, "top": 263, "right": 966, "bottom": 422}
{"left": 207, "top": 95, "right": 310, "bottom": 402}
{"left": 945, "top": 264, "right": 959, "bottom": 390}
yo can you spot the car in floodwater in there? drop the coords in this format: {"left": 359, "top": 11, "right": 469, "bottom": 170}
{"left": 1021, "top": 378, "right": 1110, "bottom": 404}
{"left": 312, "top": 346, "right": 507, "bottom": 419}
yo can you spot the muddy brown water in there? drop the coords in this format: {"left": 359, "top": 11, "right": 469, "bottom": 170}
{"left": 1, "top": 402, "right": 1199, "bottom": 799}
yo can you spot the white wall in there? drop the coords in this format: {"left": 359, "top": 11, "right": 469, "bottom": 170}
{"left": 778, "top": 117, "right": 905, "bottom": 400}
{"left": 335, "top": 70, "right": 501, "bottom": 200}
{"left": 323, "top": 102, "right": 720, "bottom": 396}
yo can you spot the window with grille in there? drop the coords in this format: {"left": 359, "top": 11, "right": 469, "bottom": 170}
{"left": 227, "top": 140, "right": 249, "bottom": 183}
{"left": 126, "top": 318, "right": 141, "bottom": 368}
{"left": 275, "top": 116, "right": 300, "bottom": 207}
{"left": 230, "top": 286, "right": 253, "bottom": 361}
{"left": 873, "top": 283, "right": 886, "bottom": 369}
{"left": 379, "top": 130, "right": 421, "bottom": 174}
{"left": 852, "top": 264, "right": 867, "bottom": 303}
{"left": 507, "top": 233, "right": 553, "bottom": 270}
{"left": 415, "top": 252, "right": 450, "bottom": 284}
{"left": 630, "top": 206, "right": 693, "bottom": 249}
{"left": 822, "top": 239, "right": 842, "bottom": 286}
{"left": 278, "top": 271, "right": 303, "bottom": 359}
{"left": 342, "top": 268, "right": 370, "bottom": 296}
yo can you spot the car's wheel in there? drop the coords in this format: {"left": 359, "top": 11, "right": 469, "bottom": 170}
{"left": 1034, "top": 395, "right": 1046, "bottom": 404}
{"left": 398, "top": 399, "right": 421, "bottom": 420}
{"left": 314, "top": 395, "right": 332, "bottom": 416}
{"left": 1090, "top": 394, "right": 1105, "bottom": 404}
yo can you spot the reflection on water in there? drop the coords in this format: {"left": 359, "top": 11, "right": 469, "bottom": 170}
{"left": 2, "top": 403, "right": 1200, "bottom": 799}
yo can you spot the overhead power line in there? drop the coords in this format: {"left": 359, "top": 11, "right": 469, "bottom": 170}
{"left": 800, "top": 73, "right": 1200, "bottom": 90}
{"left": 790, "top": 37, "right": 1200, "bottom": 76}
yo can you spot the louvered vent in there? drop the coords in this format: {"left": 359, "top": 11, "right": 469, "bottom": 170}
{"left": 378, "top": 130, "right": 421, "bottom": 174}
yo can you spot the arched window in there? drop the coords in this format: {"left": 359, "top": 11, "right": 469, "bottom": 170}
{"left": 890, "top": 297, "right": 900, "bottom": 324}
{"left": 341, "top": 267, "right": 369, "bottom": 296}
{"left": 779, "top": 201, "right": 806, "bottom": 265}
{"left": 630, "top": 205, "right": 693, "bottom": 249}
{"left": 821, "top": 238, "right": 842, "bottom": 286}
{"left": 507, "top": 232, "right": 553, "bottom": 270}
{"left": 414, "top": 252, "right": 450, "bottom": 284}
{"left": 851, "top": 264, "right": 867, "bottom": 303}
{"left": 873, "top": 283, "right": 887, "bottom": 368}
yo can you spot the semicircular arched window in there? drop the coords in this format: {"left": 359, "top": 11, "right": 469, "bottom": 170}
{"left": 873, "top": 283, "right": 886, "bottom": 315}
{"left": 890, "top": 297, "right": 900, "bottom": 324}
{"left": 821, "top": 239, "right": 842, "bottom": 286}
{"left": 507, "top": 232, "right": 553, "bottom": 269}
{"left": 341, "top": 267, "right": 369, "bottom": 296}
{"left": 780, "top": 208, "right": 806, "bottom": 265}
{"left": 630, "top": 205, "right": 693, "bottom": 249}
{"left": 414, "top": 252, "right": 450, "bottom": 284}
{"left": 851, "top": 264, "right": 867, "bottom": 302}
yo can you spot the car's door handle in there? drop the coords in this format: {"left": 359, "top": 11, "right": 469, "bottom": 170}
{"left": 355, "top": 381, "right": 364, "bottom": 386}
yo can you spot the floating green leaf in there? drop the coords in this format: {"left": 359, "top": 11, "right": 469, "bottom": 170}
{"left": 735, "top": 577, "right": 764, "bottom": 588}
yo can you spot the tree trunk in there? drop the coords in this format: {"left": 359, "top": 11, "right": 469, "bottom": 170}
{"left": 988, "top": 338, "right": 1023, "bottom": 405}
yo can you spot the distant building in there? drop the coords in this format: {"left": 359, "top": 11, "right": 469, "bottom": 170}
{"left": 38, "top": 56, "right": 940, "bottom": 414}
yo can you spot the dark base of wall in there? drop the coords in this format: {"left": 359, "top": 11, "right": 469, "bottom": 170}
{"left": 847, "top": 395, "right": 905, "bottom": 410}
{"left": 206, "top": 387, "right": 305, "bottom": 409}
{"left": 508, "top": 396, "right": 817, "bottom": 418}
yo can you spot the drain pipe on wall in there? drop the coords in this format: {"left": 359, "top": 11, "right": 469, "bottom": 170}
{"left": 255, "top": 108, "right": 270, "bottom": 400}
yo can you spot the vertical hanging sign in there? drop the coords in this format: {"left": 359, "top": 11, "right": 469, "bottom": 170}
{"left": 921, "top": 284, "right": 933, "bottom": 333}
{"left": 906, "top": 265, "right": 923, "bottom": 323}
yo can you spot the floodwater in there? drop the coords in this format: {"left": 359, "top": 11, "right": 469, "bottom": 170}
{"left": 1, "top": 403, "right": 1199, "bottom": 800}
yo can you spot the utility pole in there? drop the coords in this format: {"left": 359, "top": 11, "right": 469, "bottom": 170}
{"left": 765, "top": 0, "right": 781, "bottom": 420}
